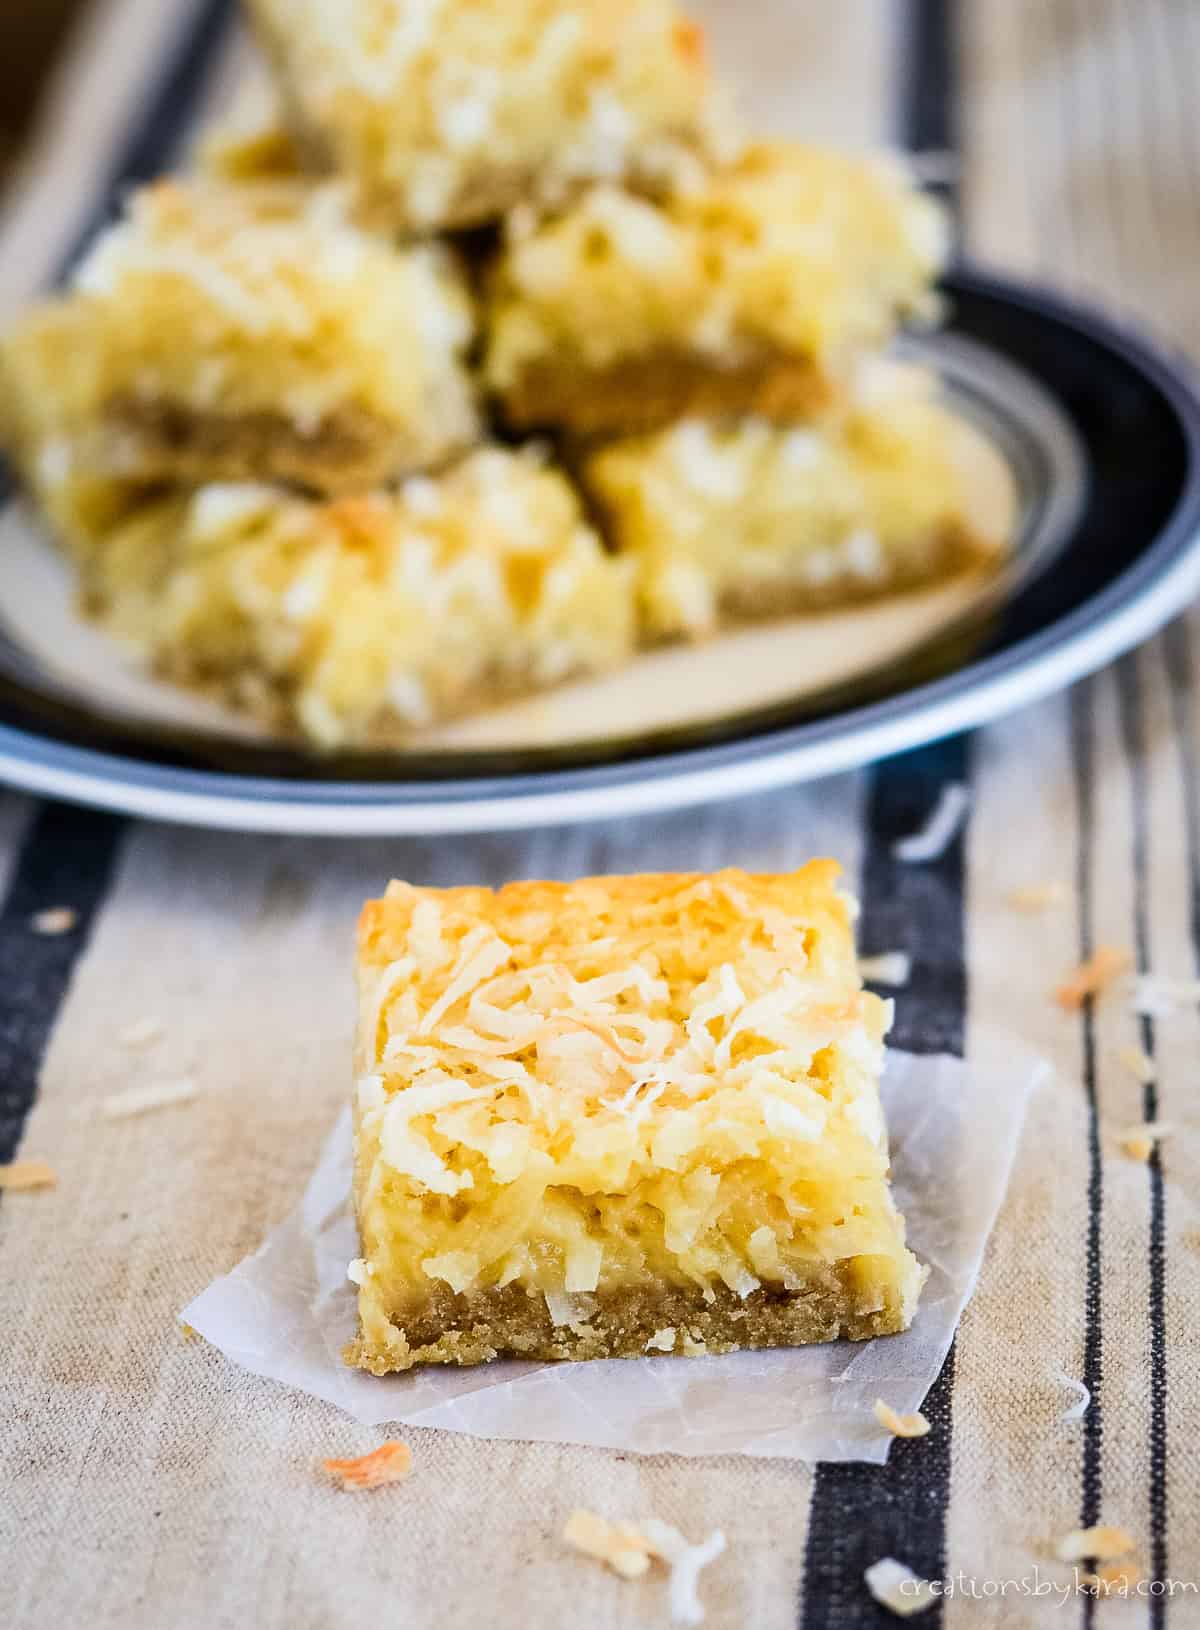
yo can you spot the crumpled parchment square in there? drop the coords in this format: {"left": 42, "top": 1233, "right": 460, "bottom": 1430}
{"left": 184, "top": 1035, "right": 1042, "bottom": 1462}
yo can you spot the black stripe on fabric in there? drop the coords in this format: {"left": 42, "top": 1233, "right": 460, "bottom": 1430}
{"left": 0, "top": 803, "right": 126, "bottom": 1166}
{"left": 894, "top": 0, "right": 960, "bottom": 221}
{"left": 798, "top": 742, "right": 968, "bottom": 1628}
{"left": 56, "top": 0, "right": 239, "bottom": 276}
{"left": 859, "top": 737, "right": 968, "bottom": 1057}
{"left": 1114, "top": 651, "right": 1169, "bottom": 1618}
{"left": 1068, "top": 680, "right": 1104, "bottom": 1630}
{"left": 2, "top": 0, "right": 235, "bottom": 1166}
{"left": 799, "top": 3, "right": 967, "bottom": 1619}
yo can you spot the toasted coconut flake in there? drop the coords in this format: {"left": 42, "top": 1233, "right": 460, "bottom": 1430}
{"left": 563, "top": 1509, "right": 653, "bottom": 1580}
{"left": 892, "top": 783, "right": 970, "bottom": 863}
{"left": 1056, "top": 1525, "right": 1136, "bottom": 1563}
{"left": 1051, "top": 1365, "right": 1091, "bottom": 1423}
{"left": 0, "top": 1157, "right": 57, "bottom": 1191}
{"left": 1007, "top": 881, "right": 1070, "bottom": 913}
{"left": 101, "top": 1078, "right": 198, "bottom": 1120}
{"left": 874, "top": 1398, "right": 931, "bottom": 1438}
{"left": 1054, "top": 946, "right": 1131, "bottom": 1011}
{"left": 864, "top": 1557, "right": 937, "bottom": 1617}
{"left": 646, "top": 1327, "right": 676, "bottom": 1352}
{"left": 1117, "top": 1122, "right": 1171, "bottom": 1163}
{"left": 1084, "top": 1563, "right": 1141, "bottom": 1594}
{"left": 1117, "top": 1044, "right": 1156, "bottom": 1084}
{"left": 322, "top": 1441, "right": 412, "bottom": 1491}
{"left": 1131, "top": 974, "right": 1200, "bottom": 1017}
{"left": 859, "top": 952, "right": 912, "bottom": 988}
{"left": 32, "top": 907, "right": 77, "bottom": 936}
{"left": 118, "top": 1017, "right": 164, "bottom": 1049}
{"left": 641, "top": 1518, "right": 726, "bottom": 1625}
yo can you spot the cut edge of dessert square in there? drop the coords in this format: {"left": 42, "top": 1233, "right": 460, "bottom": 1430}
{"left": 346, "top": 865, "right": 926, "bottom": 1374}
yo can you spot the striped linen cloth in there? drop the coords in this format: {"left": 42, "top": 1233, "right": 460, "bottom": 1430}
{"left": 1, "top": 2, "right": 1198, "bottom": 1625}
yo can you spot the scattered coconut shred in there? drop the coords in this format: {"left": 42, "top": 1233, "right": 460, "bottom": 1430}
{"left": 101, "top": 1078, "right": 198, "bottom": 1120}
{"left": 1117, "top": 1122, "right": 1171, "bottom": 1164}
{"left": 564, "top": 1509, "right": 725, "bottom": 1625}
{"left": 118, "top": 1016, "right": 165, "bottom": 1049}
{"left": 1051, "top": 1365, "right": 1091, "bottom": 1423}
{"left": 1054, "top": 946, "right": 1131, "bottom": 1011}
{"left": 891, "top": 783, "right": 970, "bottom": 863}
{"left": 31, "top": 906, "right": 77, "bottom": 936}
{"left": 1131, "top": 974, "right": 1200, "bottom": 1017}
{"left": 864, "top": 1557, "right": 936, "bottom": 1617}
{"left": 1086, "top": 1562, "right": 1142, "bottom": 1594}
{"left": 874, "top": 1399, "right": 931, "bottom": 1439}
{"left": 1007, "top": 880, "right": 1070, "bottom": 913}
{"left": 1117, "top": 1044, "right": 1156, "bottom": 1084}
{"left": 0, "top": 1158, "right": 57, "bottom": 1191}
{"left": 858, "top": 952, "right": 912, "bottom": 988}
{"left": 1056, "top": 1525, "right": 1137, "bottom": 1564}
{"left": 322, "top": 1441, "right": 412, "bottom": 1491}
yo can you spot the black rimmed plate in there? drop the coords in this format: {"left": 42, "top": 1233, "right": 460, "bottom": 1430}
{"left": 0, "top": 265, "right": 1196, "bottom": 834}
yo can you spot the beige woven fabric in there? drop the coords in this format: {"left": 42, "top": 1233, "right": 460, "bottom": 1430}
{"left": 2, "top": 3, "right": 1199, "bottom": 1626}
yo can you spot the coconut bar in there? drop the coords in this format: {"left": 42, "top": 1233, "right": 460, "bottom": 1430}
{"left": 484, "top": 142, "right": 948, "bottom": 436}
{"left": 246, "top": 0, "right": 722, "bottom": 232}
{"left": 348, "top": 863, "right": 925, "bottom": 1373}
{"left": 0, "top": 179, "right": 479, "bottom": 498}
{"left": 580, "top": 361, "right": 1004, "bottom": 640}
{"left": 72, "top": 447, "right": 634, "bottom": 748}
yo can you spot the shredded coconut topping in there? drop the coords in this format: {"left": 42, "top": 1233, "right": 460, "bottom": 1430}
{"left": 892, "top": 784, "right": 970, "bottom": 863}
{"left": 322, "top": 1441, "right": 413, "bottom": 1491}
{"left": 1007, "top": 881, "right": 1070, "bottom": 913}
{"left": 1056, "top": 1525, "right": 1137, "bottom": 1564}
{"left": 1055, "top": 947, "right": 1131, "bottom": 1011}
{"left": 1116, "top": 1044, "right": 1156, "bottom": 1084}
{"left": 859, "top": 952, "right": 912, "bottom": 988}
{"left": 357, "top": 867, "right": 893, "bottom": 1307}
{"left": 1117, "top": 1122, "right": 1170, "bottom": 1163}
{"left": 563, "top": 1509, "right": 654, "bottom": 1580}
{"left": 640, "top": 1518, "right": 726, "bottom": 1625}
{"left": 31, "top": 907, "right": 77, "bottom": 936}
{"left": 1131, "top": 974, "right": 1200, "bottom": 1017}
{"left": 864, "top": 1557, "right": 936, "bottom": 1617}
{"left": 117, "top": 1017, "right": 165, "bottom": 1049}
{"left": 1051, "top": 1364, "right": 1091, "bottom": 1423}
{"left": 101, "top": 1078, "right": 198, "bottom": 1120}
{"left": 873, "top": 1398, "right": 931, "bottom": 1438}
{"left": 1085, "top": 1563, "right": 1141, "bottom": 1594}
{"left": 0, "top": 1158, "right": 57, "bottom": 1191}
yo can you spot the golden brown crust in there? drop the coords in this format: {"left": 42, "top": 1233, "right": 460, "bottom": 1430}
{"left": 345, "top": 1266, "right": 918, "bottom": 1374}
{"left": 497, "top": 350, "right": 837, "bottom": 437}
{"left": 356, "top": 862, "right": 846, "bottom": 965}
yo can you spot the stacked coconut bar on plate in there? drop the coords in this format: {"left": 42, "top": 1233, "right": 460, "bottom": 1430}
{"left": 0, "top": 0, "right": 1003, "bottom": 749}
